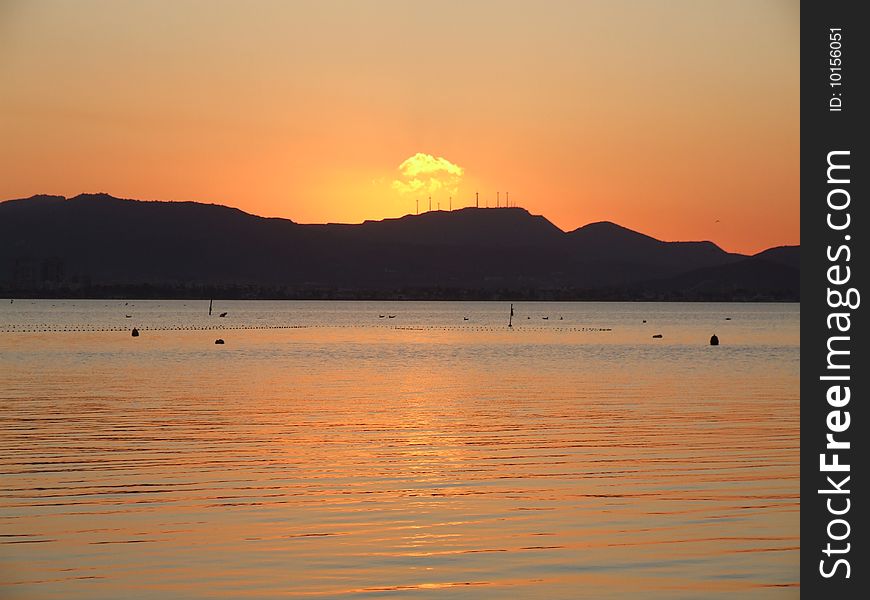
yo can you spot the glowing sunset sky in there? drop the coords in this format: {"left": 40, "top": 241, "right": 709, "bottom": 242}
{"left": 0, "top": 0, "right": 798, "bottom": 253}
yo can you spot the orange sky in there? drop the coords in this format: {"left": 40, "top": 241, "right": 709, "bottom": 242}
{"left": 0, "top": 0, "right": 799, "bottom": 254}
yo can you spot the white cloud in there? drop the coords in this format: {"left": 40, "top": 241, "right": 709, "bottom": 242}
{"left": 391, "top": 153, "right": 464, "bottom": 197}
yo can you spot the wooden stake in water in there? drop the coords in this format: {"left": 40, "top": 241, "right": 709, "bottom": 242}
{"left": 509, "top": 303, "right": 514, "bottom": 328}
{"left": 209, "top": 299, "right": 213, "bottom": 316}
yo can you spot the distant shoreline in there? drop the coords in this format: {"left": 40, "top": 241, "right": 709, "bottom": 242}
{"left": 2, "top": 286, "right": 799, "bottom": 303}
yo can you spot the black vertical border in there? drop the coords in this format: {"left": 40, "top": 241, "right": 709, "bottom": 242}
{"left": 801, "top": 1, "right": 868, "bottom": 596}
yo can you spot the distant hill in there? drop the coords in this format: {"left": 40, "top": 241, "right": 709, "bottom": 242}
{"left": 752, "top": 245, "right": 800, "bottom": 270}
{"left": 639, "top": 257, "right": 799, "bottom": 301}
{"left": 0, "top": 194, "right": 798, "bottom": 300}
{"left": 321, "top": 207, "right": 564, "bottom": 247}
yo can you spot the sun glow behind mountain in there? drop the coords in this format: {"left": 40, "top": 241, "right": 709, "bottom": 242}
{"left": 391, "top": 153, "right": 464, "bottom": 198}
{"left": 0, "top": 0, "right": 798, "bottom": 253}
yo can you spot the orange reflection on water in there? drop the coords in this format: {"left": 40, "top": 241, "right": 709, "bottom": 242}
{"left": 0, "top": 302, "right": 799, "bottom": 598}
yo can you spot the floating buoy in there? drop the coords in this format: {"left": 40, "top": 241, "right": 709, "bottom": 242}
{"left": 219, "top": 312, "right": 228, "bottom": 318}
{"left": 215, "top": 338, "right": 225, "bottom": 344}
{"left": 131, "top": 328, "right": 139, "bottom": 337}
{"left": 652, "top": 334, "right": 663, "bottom": 339}
{"left": 710, "top": 334, "right": 719, "bottom": 346}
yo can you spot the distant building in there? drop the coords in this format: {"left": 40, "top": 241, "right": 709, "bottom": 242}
{"left": 13, "top": 257, "right": 65, "bottom": 288}
{"left": 42, "top": 257, "right": 65, "bottom": 283}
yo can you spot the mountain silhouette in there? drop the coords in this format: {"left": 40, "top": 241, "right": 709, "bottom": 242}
{"left": 0, "top": 194, "right": 798, "bottom": 300}
{"left": 751, "top": 245, "right": 800, "bottom": 269}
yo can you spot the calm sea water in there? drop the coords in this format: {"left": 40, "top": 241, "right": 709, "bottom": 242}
{"left": 0, "top": 300, "right": 799, "bottom": 599}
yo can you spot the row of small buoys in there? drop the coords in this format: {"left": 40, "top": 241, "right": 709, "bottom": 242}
{"left": 644, "top": 317, "right": 731, "bottom": 322}
{"left": 0, "top": 324, "right": 308, "bottom": 333}
{"left": 1, "top": 324, "right": 619, "bottom": 334}
{"left": 127, "top": 324, "right": 307, "bottom": 332}
{"left": 1, "top": 327, "right": 131, "bottom": 333}
{"left": 1, "top": 323, "right": 714, "bottom": 342}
